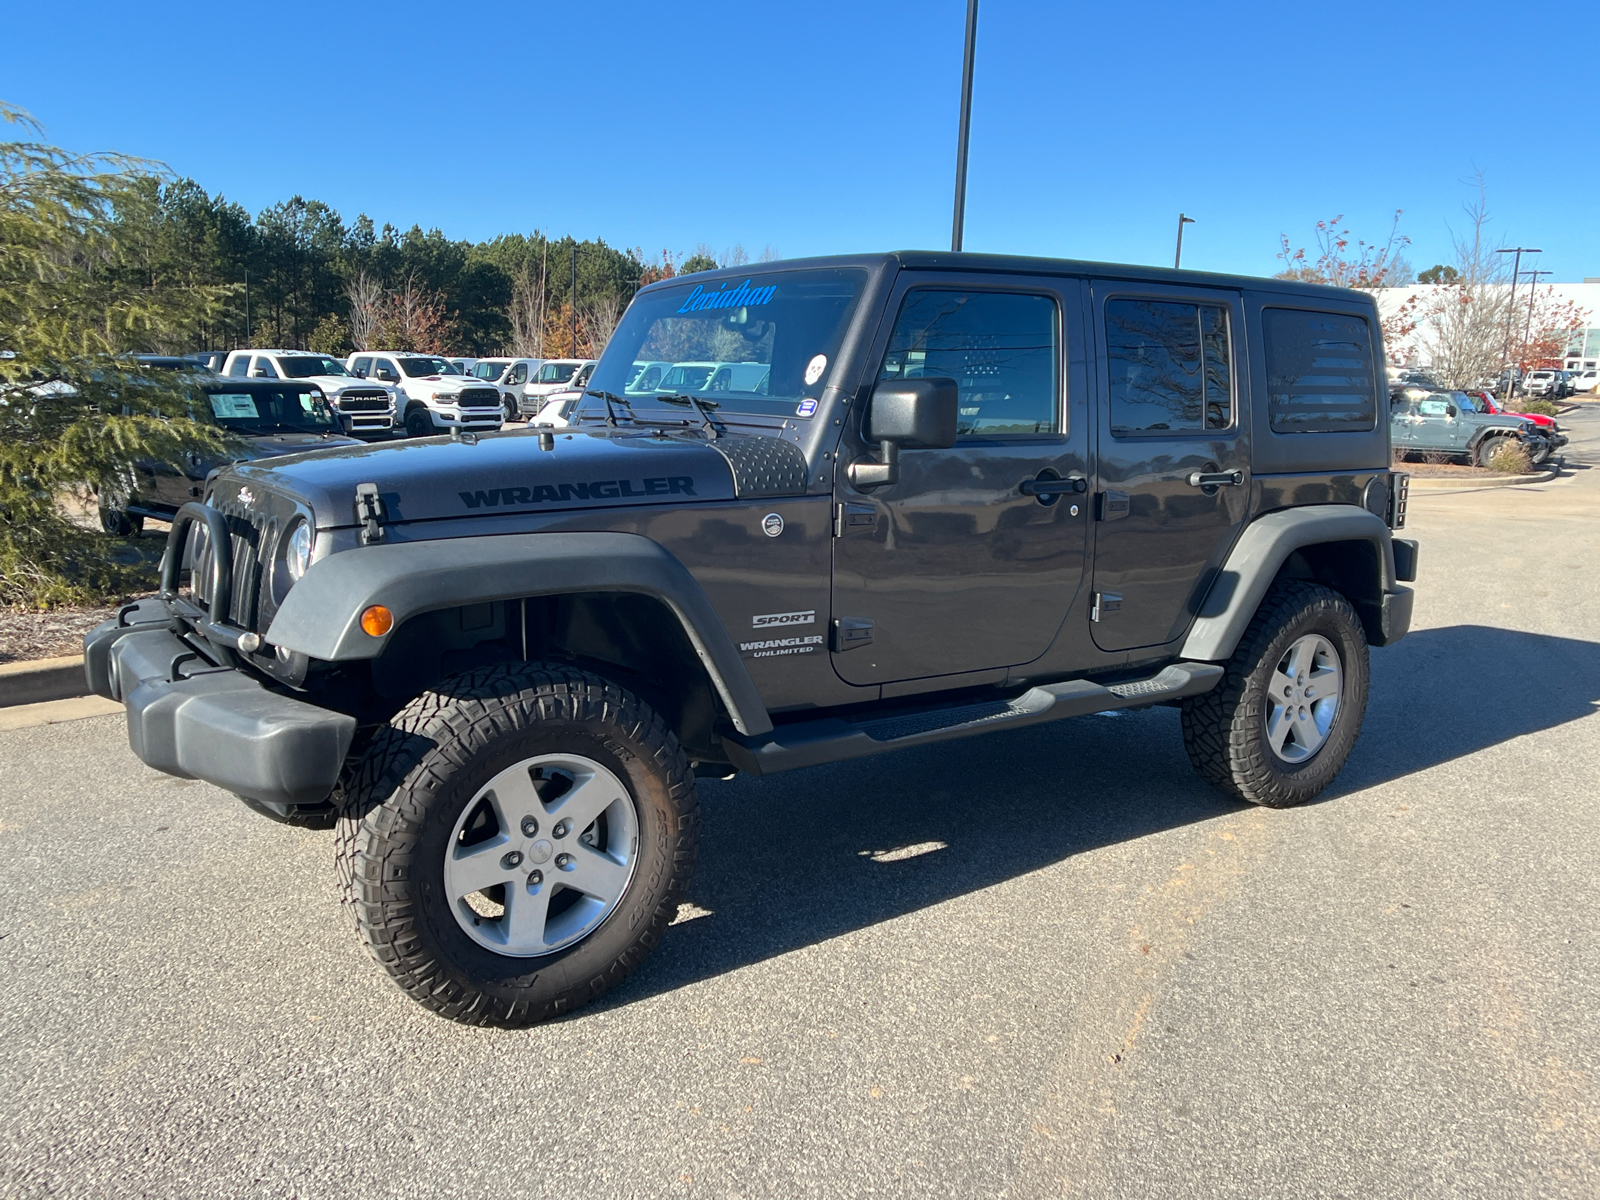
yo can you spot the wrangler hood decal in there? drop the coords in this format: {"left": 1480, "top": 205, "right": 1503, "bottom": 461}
{"left": 224, "top": 427, "right": 739, "bottom": 529}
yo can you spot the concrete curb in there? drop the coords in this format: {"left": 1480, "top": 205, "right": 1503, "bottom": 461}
{"left": 1409, "top": 468, "right": 1559, "bottom": 492}
{"left": 0, "top": 654, "right": 90, "bottom": 708}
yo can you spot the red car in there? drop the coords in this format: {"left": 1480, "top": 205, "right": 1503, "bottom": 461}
{"left": 1464, "top": 390, "right": 1558, "bottom": 429}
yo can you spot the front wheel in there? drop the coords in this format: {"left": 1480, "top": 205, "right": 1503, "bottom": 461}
{"left": 336, "top": 663, "right": 699, "bottom": 1026}
{"left": 1181, "top": 580, "right": 1369, "bottom": 808}
{"left": 404, "top": 407, "right": 434, "bottom": 438}
{"left": 99, "top": 507, "right": 143, "bottom": 537}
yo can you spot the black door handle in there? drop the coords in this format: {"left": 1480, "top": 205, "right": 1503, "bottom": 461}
{"left": 1019, "top": 476, "right": 1087, "bottom": 497}
{"left": 1186, "top": 469, "right": 1244, "bottom": 487}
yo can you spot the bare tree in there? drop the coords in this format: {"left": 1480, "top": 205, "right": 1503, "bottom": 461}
{"left": 509, "top": 260, "right": 546, "bottom": 358}
{"left": 346, "top": 270, "right": 383, "bottom": 351}
{"left": 758, "top": 244, "right": 780, "bottom": 263}
{"left": 719, "top": 243, "right": 749, "bottom": 269}
{"left": 379, "top": 272, "right": 450, "bottom": 353}
{"left": 1407, "top": 180, "right": 1515, "bottom": 388}
{"left": 579, "top": 291, "right": 624, "bottom": 357}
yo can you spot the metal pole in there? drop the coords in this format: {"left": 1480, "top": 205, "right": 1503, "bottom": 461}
{"left": 244, "top": 269, "right": 251, "bottom": 343}
{"left": 1497, "top": 246, "right": 1540, "bottom": 391}
{"left": 1174, "top": 213, "right": 1195, "bottom": 269}
{"left": 570, "top": 243, "right": 578, "bottom": 356}
{"left": 1523, "top": 268, "right": 1549, "bottom": 350}
{"left": 950, "top": 0, "right": 979, "bottom": 252}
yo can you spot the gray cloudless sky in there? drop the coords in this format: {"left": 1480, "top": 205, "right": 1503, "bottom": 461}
{"left": 6, "top": 0, "right": 1597, "bottom": 280}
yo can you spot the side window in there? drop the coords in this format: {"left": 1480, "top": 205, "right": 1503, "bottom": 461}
{"left": 373, "top": 359, "right": 399, "bottom": 382}
{"left": 509, "top": 363, "right": 527, "bottom": 384}
{"left": 878, "top": 290, "right": 1059, "bottom": 437}
{"left": 227, "top": 356, "right": 250, "bottom": 378}
{"left": 1263, "top": 308, "right": 1377, "bottom": 433}
{"left": 1417, "top": 399, "right": 1450, "bottom": 417}
{"left": 1105, "top": 299, "right": 1232, "bottom": 435}
{"left": 351, "top": 356, "right": 372, "bottom": 377}
{"left": 251, "top": 355, "right": 279, "bottom": 379}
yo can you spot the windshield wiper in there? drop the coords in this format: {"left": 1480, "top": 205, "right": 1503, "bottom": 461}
{"left": 582, "top": 389, "right": 641, "bottom": 427}
{"left": 658, "top": 393, "right": 723, "bottom": 440}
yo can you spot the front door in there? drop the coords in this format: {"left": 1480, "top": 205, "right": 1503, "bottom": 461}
{"left": 1088, "top": 283, "right": 1250, "bottom": 653}
{"left": 830, "top": 276, "right": 1090, "bottom": 685}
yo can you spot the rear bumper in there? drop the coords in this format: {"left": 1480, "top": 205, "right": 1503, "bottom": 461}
{"left": 85, "top": 615, "right": 355, "bottom": 807}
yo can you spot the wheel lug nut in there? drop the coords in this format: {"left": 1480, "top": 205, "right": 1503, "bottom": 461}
{"left": 527, "top": 869, "right": 542, "bottom": 886}
{"left": 502, "top": 850, "right": 523, "bottom": 869}
{"left": 555, "top": 853, "right": 573, "bottom": 870}
{"left": 552, "top": 820, "right": 570, "bottom": 839}
{"left": 520, "top": 816, "right": 539, "bottom": 837}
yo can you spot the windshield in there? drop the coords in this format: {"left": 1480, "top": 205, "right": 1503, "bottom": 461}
{"left": 278, "top": 355, "right": 352, "bottom": 379}
{"left": 473, "top": 360, "right": 510, "bottom": 380}
{"left": 537, "top": 361, "right": 579, "bottom": 384}
{"left": 204, "top": 387, "right": 341, "bottom": 432}
{"left": 583, "top": 268, "right": 867, "bottom": 422}
{"left": 399, "top": 357, "right": 460, "bottom": 377}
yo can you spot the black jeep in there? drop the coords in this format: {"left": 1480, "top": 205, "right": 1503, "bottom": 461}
{"left": 86, "top": 253, "right": 1417, "bottom": 1026}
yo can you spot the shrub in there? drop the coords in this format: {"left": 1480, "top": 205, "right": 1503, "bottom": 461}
{"left": 1485, "top": 442, "right": 1533, "bottom": 475}
{"left": 1518, "top": 398, "right": 1559, "bottom": 417}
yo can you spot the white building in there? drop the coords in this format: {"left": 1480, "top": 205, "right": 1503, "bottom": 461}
{"left": 1372, "top": 280, "right": 1600, "bottom": 372}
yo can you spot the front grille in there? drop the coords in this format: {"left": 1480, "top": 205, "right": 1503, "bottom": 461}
{"left": 338, "top": 393, "right": 391, "bottom": 413}
{"left": 192, "top": 496, "right": 270, "bottom": 631}
{"left": 456, "top": 387, "right": 501, "bottom": 408}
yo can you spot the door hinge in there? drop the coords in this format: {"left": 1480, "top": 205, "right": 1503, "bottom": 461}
{"left": 833, "top": 501, "right": 877, "bottom": 537}
{"left": 1095, "top": 490, "right": 1130, "bottom": 521}
{"left": 833, "top": 617, "right": 874, "bottom": 650}
{"left": 355, "top": 482, "right": 386, "bottom": 544}
{"left": 1090, "top": 592, "right": 1122, "bottom": 622}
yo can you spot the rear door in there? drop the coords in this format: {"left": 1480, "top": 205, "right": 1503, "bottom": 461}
{"left": 1088, "top": 282, "right": 1250, "bottom": 652}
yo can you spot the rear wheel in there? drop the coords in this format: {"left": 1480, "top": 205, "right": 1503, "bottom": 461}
{"left": 335, "top": 663, "right": 698, "bottom": 1026}
{"left": 1181, "top": 580, "right": 1369, "bottom": 808}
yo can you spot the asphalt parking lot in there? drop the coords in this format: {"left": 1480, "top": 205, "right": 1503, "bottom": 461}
{"left": 3, "top": 412, "right": 1598, "bottom": 1200}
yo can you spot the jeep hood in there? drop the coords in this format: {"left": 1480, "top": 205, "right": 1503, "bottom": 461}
{"left": 220, "top": 426, "right": 749, "bottom": 529}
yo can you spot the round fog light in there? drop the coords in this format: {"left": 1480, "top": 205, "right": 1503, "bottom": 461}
{"left": 360, "top": 605, "right": 394, "bottom": 637}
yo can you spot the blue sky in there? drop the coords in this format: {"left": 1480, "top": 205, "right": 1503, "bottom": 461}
{"left": 5, "top": 0, "right": 1597, "bottom": 281}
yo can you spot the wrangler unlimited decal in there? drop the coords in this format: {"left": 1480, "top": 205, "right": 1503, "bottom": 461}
{"left": 459, "top": 476, "right": 696, "bottom": 509}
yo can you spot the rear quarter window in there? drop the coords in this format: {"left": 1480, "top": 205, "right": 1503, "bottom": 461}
{"left": 1263, "top": 308, "right": 1377, "bottom": 433}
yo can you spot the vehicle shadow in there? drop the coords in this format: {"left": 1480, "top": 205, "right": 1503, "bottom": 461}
{"left": 596, "top": 624, "right": 1600, "bottom": 1012}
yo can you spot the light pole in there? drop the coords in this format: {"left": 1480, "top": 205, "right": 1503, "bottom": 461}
{"left": 1496, "top": 246, "right": 1541, "bottom": 391}
{"left": 244, "top": 268, "right": 251, "bottom": 343}
{"left": 570, "top": 243, "right": 578, "bottom": 357}
{"left": 1174, "top": 213, "right": 1195, "bottom": 269}
{"left": 950, "top": 0, "right": 979, "bottom": 252}
{"left": 1523, "top": 267, "right": 1552, "bottom": 351}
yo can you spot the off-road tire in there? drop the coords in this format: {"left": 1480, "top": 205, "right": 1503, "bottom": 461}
{"left": 238, "top": 795, "right": 338, "bottom": 829}
{"left": 1180, "top": 580, "right": 1369, "bottom": 808}
{"left": 99, "top": 507, "right": 143, "bottom": 537}
{"left": 404, "top": 407, "right": 434, "bottom": 438}
{"left": 1475, "top": 435, "right": 1512, "bottom": 468}
{"left": 335, "top": 662, "right": 698, "bottom": 1027}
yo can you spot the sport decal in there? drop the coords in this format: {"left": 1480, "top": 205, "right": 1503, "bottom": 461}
{"left": 459, "top": 476, "right": 695, "bottom": 509}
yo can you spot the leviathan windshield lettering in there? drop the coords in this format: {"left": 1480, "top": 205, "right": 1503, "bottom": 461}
{"left": 579, "top": 267, "right": 867, "bottom": 423}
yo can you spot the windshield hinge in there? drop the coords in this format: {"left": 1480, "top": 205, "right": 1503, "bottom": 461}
{"left": 355, "top": 483, "right": 386, "bottom": 545}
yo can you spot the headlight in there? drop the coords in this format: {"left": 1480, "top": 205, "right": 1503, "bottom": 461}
{"left": 285, "top": 520, "right": 313, "bottom": 582}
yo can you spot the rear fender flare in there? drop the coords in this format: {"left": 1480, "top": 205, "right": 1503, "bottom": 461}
{"left": 265, "top": 531, "right": 773, "bottom": 736}
{"left": 1180, "top": 506, "right": 1400, "bottom": 661}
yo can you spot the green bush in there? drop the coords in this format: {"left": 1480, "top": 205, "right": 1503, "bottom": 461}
{"left": 1518, "top": 399, "right": 1559, "bottom": 417}
{"left": 1485, "top": 442, "right": 1533, "bottom": 475}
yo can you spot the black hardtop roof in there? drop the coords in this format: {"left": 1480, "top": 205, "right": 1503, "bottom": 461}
{"left": 642, "top": 250, "right": 1376, "bottom": 305}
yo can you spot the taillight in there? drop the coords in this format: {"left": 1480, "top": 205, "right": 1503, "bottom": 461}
{"left": 1389, "top": 472, "right": 1409, "bottom": 530}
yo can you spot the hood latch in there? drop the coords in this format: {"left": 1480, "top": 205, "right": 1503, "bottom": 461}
{"left": 355, "top": 482, "right": 386, "bottom": 545}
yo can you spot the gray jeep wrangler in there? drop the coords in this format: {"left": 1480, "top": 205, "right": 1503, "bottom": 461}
{"left": 86, "top": 253, "right": 1417, "bottom": 1026}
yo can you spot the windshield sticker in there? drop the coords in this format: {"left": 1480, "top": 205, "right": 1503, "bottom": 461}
{"left": 804, "top": 354, "right": 827, "bottom": 385}
{"left": 459, "top": 476, "right": 695, "bottom": 509}
{"left": 752, "top": 610, "right": 815, "bottom": 629}
{"left": 739, "top": 634, "right": 824, "bottom": 658}
{"left": 209, "top": 393, "right": 259, "bottom": 419}
{"left": 676, "top": 279, "right": 776, "bottom": 314}
{"left": 795, "top": 398, "right": 818, "bottom": 418}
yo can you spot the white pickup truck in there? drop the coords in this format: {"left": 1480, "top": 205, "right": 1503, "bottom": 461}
{"left": 219, "top": 350, "right": 397, "bottom": 436}
{"left": 347, "top": 352, "right": 505, "bottom": 437}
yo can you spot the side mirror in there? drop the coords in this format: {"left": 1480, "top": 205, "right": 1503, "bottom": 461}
{"left": 850, "top": 377, "right": 959, "bottom": 488}
{"left": 1446, "top": 404, "right": 1457, "bottom": 418}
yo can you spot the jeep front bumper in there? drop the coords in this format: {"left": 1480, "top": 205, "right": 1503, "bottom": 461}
{"left": 84, "top": 609, "right": 356, "bottom": 808}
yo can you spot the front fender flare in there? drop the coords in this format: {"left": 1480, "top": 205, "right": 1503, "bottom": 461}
{"left": 265, "top": 531, "right": 773, "bottom": 737}
{"left": 1180, "top": 506, "right": 1404, "bottom": 661}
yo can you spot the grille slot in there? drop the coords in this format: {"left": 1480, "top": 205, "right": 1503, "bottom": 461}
{"left": 456, "top": 386, "right": 501, "bottom": 408}
{"left": 339, "top": 394, "right": 391, "bottom": 412}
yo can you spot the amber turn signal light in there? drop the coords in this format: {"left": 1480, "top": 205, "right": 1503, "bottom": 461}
{"left": 360, "top": 605, "right": 394, "bottom": 637}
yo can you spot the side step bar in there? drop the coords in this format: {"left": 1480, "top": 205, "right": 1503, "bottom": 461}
{"left": 721, "top": 661, "right": 1224, "bottom": 777}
